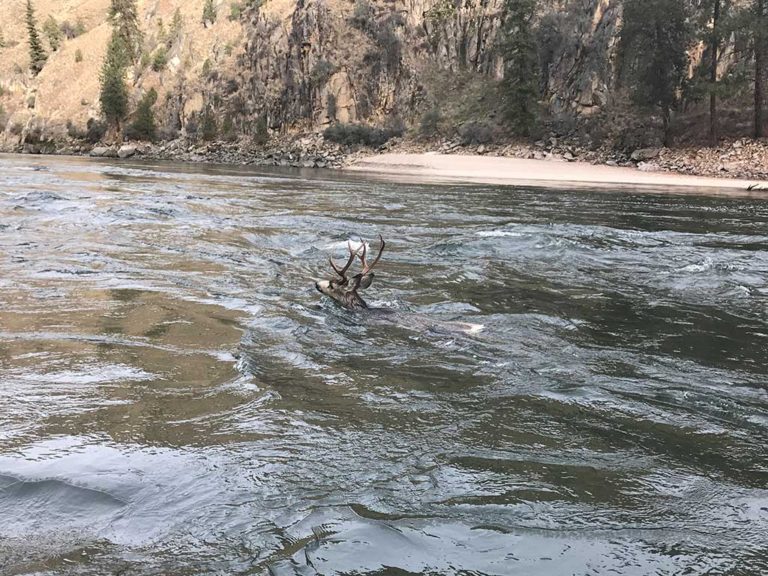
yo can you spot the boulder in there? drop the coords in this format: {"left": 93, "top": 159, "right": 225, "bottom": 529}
{"left": 118, "top": 145, "right": 137, "bottom": 159}
{"left": 90, "top": 146, "right": 111, "bottom": 157}
{"left": 631, "top": 147, "right": 661, "bottom": 162}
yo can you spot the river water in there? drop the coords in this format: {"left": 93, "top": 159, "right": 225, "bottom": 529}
{"left": 0, "top": 154, "right": 766, "bottom": 575}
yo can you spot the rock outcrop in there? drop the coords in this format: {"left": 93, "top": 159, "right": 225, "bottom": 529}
{"left": 0, "top": 0, "right": 627, "bottom": 148}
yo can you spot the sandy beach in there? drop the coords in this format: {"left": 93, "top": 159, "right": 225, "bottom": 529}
{"left": 347, "top": 153, "right": 768, "bottom": 195}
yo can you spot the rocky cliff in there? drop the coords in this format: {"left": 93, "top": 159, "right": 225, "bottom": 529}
{"left": 0, "top": 0, "right": 631, "bottom": 149}
{"left": 0, "top": 0, "right": 758, "bottom": 153}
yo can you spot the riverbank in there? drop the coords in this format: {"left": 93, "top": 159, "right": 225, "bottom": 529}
{"left": 346, "top": 152, "right": 768, "bottom": 193}
{"left": 4, "top": 132, "right": 768, "bottom": 190}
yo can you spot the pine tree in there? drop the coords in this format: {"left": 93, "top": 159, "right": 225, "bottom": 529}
{"left": 43, "top": 15, "right": 62, "bottom": 52}
{"left": 500, "top": 0, "right": 539, "bottom": 136}
{"left": 100, "top": 33, "right": 130, "bottom": 134}
{"left": 129, "top": 88, "right": 158, "bottom": 141}
{"left": 202, "top": 0, "right": 217, "bottom": 27}
{"left": 708, "top": 0, "right": 722, "bottom": 146}
{"left": 25, "top": 0, "right": 48, "bottom": 75}
{"left": 200, "top": 107, "right": 217, "bottom": 140}
{"left": 618, "top": 0, "right": 690, "bottom": 145}
{"left": 108, "top": 0, "right": 142, "bottom": 64}
{"left": 169, "top": 8, "right": 183, "bottom": 47}
{"left": 754, "top": 0, "right": 766, "bottom": 137}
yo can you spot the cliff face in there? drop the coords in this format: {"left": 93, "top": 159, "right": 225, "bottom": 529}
{"left": 4, "top": 0, "right": 732, "bottom": 150}
{"left": 227, "top": 0, "right": 621, "bottom": 131}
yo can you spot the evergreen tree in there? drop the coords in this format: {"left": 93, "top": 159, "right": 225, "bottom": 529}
{"left": 100, "top": 34, "right": 130, "bottom": 134}
{"left": 43, "top": 15, "right": 62, "bottom": 52}
{"left": 500, "top": 0, "right": 539, "bottom": 136}
{"left": 25, "top": 0, "right": 48, "bottom": 75}
{"left": 708, "top": 0, "right": 723, "bottom": 146}
{"left": 200, "top": 107, "right": 217, "bottom": 140}
{"left": 129, "top": 88, "right": 158, "bottom": 140}
{"left": 108, "top": 0, "right": 142, "bottom": 64}
{"left": 169, "top": 8, "right": 183, "bottom": 47}
{"left": 618, "top": 0, "right": 690, "bottom": 145}
{"left": 754, "top": 0, "right": 766, "bottom": 137}
{"left": 202, "top": 0, "right": 217, "bottom": 27}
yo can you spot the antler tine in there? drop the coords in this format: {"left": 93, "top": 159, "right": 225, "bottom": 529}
{"left": 329, "top": 241, "right": 360, "bottom": 280}
{"left": 357, "top": 239, "right": 368, "bottom": 267}
{"left": 361, "top": 234, "right": 385, "bottom": 275}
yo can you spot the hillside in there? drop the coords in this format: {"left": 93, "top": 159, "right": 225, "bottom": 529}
{"left": 0, "top": 0, "right": 619, "bottom": 133}
{"left": 0, "top": 0, "right": 243, "bottom": 148}
{"left": 0, "top": 0, "right": 766, "bottom": 173}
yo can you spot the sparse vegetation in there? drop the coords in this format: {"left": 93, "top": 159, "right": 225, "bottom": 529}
{"left": 126, "top": 88, "right": 158, "bottom": 141}
{"left": 65, "top": 119, "right": 87, "bottom": 140}
{"left": 43, "top": 15, "right": 62, "bottom": 51}
{"left": 350, "top": 0, "right": 375, "bottom": 33}
{"left": 229, "top": 2, "right": 243, "bottom": 21}
{"left": 152, "top": 47, "right": 168, "bottom": 71}
{"left": 67, "top": 118, "right": 108, "bottom": 143}
{"left": 221, "top": 114, "right": 236, "bottom": 140}
{"left": 59, "top": 18, "right": 87, "bottom": 39}
{"left": 25, "top": 0, "right": 48, "bottom": 75}
{"left": 168, "top": 8, "right": 183, "bottom": 47}
{"left": 425, "top": 0, "right": 456, "bottom": 24}
{"left": 200, "top": 107, "right": 217, "bottom": 140}
{"left": 252, "top": 115, "right": 269, "bottom": 144}
{"left": 419, "top": 108, "right": 442, "bottom": 139}
{"left": 202, "top": 0, "right": 217, "bottom": 27}
{"left": 156, "top": 18, "right": 167, "bottom": 46}
{"left": 327, "top": 94, "right": 337, "bottom": 122}
{"left": 457, "top": 120, "right": 494, "bottom": 145}
{"left": 75, "top": 48, "right": 83, "bottom": 62}
{"left": 323, "top": 122, "right": 403, "bottom": 147}
{"left": 185, "top": 114, "right": 199, "bottom": 137}
{"left": 86, "top": 118, "right": 107, "bottom": 142}
{"left": 310, "top": 60, "right": 336, "bottom": 86}
{"left": 376, "top": 22, "right": 401, "bottom": 72}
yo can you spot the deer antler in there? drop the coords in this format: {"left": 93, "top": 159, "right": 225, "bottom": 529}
{"left": 316, "top": 236, "right": 386, "bottom": 310}
{"left": 329, "top": 241, "right": 360, "bottom": 285}
{"left": 357, "top": 234, "right": 386, "bottom": 275}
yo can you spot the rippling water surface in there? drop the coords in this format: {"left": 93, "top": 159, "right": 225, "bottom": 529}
{"left": 0, "top": 154, "right": 767, "bottom": 575}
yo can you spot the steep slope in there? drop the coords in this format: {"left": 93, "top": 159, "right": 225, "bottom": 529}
{"left": 0, "top": 0, "right": 761, "bottom": 153}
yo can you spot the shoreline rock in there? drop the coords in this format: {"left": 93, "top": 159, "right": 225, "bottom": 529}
{"left": 3, "top": 133, "right": 768, "bottom": 183}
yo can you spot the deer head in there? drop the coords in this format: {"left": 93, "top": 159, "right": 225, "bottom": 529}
{"left": 315, "top": 235, "right": 386, "bottom": 309}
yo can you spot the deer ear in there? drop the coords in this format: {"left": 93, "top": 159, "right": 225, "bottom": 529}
{"left": 359, "top": 272, "right": 374, "bottom": 290}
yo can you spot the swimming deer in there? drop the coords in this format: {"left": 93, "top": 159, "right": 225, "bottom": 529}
{"left": 315, "top": 235, "right": 386, "bottom": 309}
{"left": 314, "top": 235, "right": 483, "bottom": 334}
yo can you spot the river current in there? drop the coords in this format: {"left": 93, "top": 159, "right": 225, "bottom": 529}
{"left": 0, "top": 154, "right": 766, "bottom": 575}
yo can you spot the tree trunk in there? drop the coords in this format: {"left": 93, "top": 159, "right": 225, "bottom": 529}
{"left": 709, "top": 0, "right": 720, "bottom": 146}
{"left": 756, "top": 0, "right": 765, "bottom": 138}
